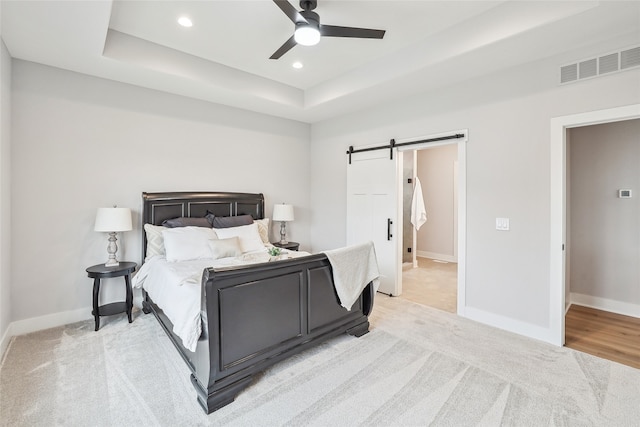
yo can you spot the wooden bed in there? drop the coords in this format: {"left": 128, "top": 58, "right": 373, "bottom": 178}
{"left": 140, "top": 191, "right": 375, "bottom": 414}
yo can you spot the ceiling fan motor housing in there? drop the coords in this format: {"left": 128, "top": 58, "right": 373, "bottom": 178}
{"left": 299, "top": 10, "right": 320, "bottom": 29}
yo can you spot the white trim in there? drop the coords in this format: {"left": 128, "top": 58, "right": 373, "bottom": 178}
{"left": 416, "top": 251, "right": 457, "bottom": 263}
{"left": 412, "top": 154, "right": 418, "bottom": 269}
{"left": 571, "top": 293, "right": 640, "bottom": 318}
{"left": 456, "top": 137, "right": 467, "bottom": 316}
{"left": 396, "top": 130, "right": 467, "bottom": 316}
{"left": 0, "top": 323, "right": 13, "bottom": 362}
{"left": 464, "top": 306, "right": 556, "bottom": 344}
{"left": 565, "top": 302, "right": 572, "bottom": 316}
{"left": 9, "top": 307, "right": 92, "bottom": 337}
{"left": 550, "top": 104, "right": 640, "bottom": 347}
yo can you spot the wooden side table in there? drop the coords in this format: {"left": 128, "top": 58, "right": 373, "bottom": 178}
{"left": 272, "top": 241, "right": 300, "bottom": 251}
{"left": 86, "top": 262, "right": 137, "bottom": 331}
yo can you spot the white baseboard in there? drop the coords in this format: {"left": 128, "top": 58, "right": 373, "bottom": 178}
{"left": 570, "top": 293, "right": 640, "bottom": 318}
{"left": 417, "top": 251, "right": 457, "bottom": 263}
{"left": 463, "top": 306, "right": 556, "bottom": 346}
{"left": 0, "top": 323, "right": 13, "bottom": 363}
{"left": 9, "top": 307, "right": 93, "bottom": 337}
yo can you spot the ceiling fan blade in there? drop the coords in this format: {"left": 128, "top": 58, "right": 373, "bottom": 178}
{"left": 273, "top": 0, "right": 307, "bottom": 24}
{"left": 320, "top": 25, "right": 385, "bottom": 39}
{"left": 270, "top": 35, "right": 297, "bottom": 59}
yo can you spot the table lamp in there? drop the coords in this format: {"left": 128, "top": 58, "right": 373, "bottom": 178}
{"left": 94, "top": 207, "right": 132, "bottom": 267}
{"left": 272, "top": 204, "right": 294, "bottom": 244}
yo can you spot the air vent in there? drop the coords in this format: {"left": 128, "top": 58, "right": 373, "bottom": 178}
{"left": 579, "top": 58, "right": 597, "bottom": 79}
{"left": 560, "top": 64, "right": 578, "bottom": 83}
{"left": 598, "top": 53, "right": 619, "bottom": 74}
{"left": 621, "top": 46, "right": 640, "bottom": 69}
{"left": 560, "top": 45, "right": 639, "bottom": 85}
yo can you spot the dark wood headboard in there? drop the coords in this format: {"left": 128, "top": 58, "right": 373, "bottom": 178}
{"left": 141, "top": 191, "right": 265, "bottom": 261}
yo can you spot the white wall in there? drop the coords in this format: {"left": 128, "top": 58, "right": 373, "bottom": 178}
{"left": 10, "top": 60, "right": 310, "bottom": 328}
{"left": 568, "top": 119, "right": 640, "bottom": 316}
{"left": 0, "top": 15, "right": 12, "bottom": 354}
{"left": 310, "top": 34, "right": 640, "bottom": 343}
{"left": 416, "top": 144, "right": 458, "bottom": 261}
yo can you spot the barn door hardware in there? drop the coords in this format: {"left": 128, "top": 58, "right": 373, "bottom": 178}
{"left": 346, "top": 133, "right": 465, "bottom": 164}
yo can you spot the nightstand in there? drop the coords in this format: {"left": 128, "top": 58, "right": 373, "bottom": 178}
{"left": 272, "top": 241, "right": 300, "bottom": 251}
{"left": 86, "top": 262, "right": 137, "bottom": 331}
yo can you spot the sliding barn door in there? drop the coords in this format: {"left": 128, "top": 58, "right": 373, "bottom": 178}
{"left": 347, "top": 149, "right": 401, "bottom": 296}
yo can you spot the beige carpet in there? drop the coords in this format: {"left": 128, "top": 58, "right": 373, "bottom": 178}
{"left": 402, "top": 258, "right": 457, "bottom": 312}
{"left": 2, "top": 295, "right": 639, "bottom": 426}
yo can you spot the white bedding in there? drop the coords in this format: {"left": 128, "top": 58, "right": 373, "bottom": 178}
{"left": 132, "top": 249, "right": 310, "bottom": 352}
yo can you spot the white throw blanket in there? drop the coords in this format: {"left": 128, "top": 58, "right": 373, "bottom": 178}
{"left": 322, "top": 241, "right": 381, "bottom": 311}
{"left": 411, "top": 177, "right": 427, "bottom": 230}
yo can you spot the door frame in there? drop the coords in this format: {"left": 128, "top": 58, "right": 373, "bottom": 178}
{"left": 397, "top": 130, "right": 468, "bottom": 315}
{"left": 549, "top": 103, "right": 640, "bottom": 346}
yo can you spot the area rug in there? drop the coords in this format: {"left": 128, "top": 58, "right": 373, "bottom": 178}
{"left": 1, "top": 295, "right": 638, "bottom": 426}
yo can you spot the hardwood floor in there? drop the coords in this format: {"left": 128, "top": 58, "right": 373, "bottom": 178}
{"left": 401, "top": 263, "right": 640, "bottom": 370}
{"left": 400, "top": 257, "right": 457, "bottom": 313}
{"left": 565, "top": 305, "right": 640, "bottom": 369}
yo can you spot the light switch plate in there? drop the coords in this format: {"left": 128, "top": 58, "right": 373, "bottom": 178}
{"left": 496, "top": 218, "right": 510, "bottom": 231}
{"left": 618, "top": 189, "right": 632, "bottom": 198}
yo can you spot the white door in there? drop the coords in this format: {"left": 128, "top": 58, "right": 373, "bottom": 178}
{"left": 347, "top": 148, "right": 401, "bottom": 296}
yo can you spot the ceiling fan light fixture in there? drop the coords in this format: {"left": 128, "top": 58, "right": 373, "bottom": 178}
{"left": 269, "top": 0, "right": 384, "bottom": 60}
{"left": 294, "top": 25, "right": 320, "bottom": 46}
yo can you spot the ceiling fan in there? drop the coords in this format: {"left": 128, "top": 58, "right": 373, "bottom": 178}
{"left": 270, "top": 0, "right": 386, "bottom": 60}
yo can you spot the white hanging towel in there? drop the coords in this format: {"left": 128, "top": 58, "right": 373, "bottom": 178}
{"left": 411, "top": 177, "right": 427, "bottom": 230}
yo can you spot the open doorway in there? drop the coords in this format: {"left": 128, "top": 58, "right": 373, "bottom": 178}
{"left": 550, "top": 103, "right": 640, "bottom": 347}
{"left": 346, "top": 131, "right": 467, "bottom": 310}
{"left": 564, "top": 118, "right": 640, "bottom": 368}
{"left": 399, "top": 143, "right": 460, "bottom": 314}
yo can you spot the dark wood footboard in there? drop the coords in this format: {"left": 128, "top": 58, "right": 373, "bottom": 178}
{"left": 143, "top": 253, "right": 374, "bottom": 414}
{"left": 141, "top": 191, "right": 375, "bottom": 414}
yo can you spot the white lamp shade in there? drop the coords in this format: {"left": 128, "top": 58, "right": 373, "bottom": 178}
{"left": 272, "top": 204, "right": 294, "bottom": 222}
{"left": 94, "top": 207, "right": 132, "bottom": 232}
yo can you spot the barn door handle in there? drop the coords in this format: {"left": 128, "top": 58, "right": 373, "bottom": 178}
{"left": 387, "top": 218, "right": 393, "bottom": 241}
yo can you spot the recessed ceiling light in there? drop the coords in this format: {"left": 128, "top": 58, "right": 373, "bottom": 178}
{"left": 292, "top": 61, "right": 303, "bottom": 69}
{"left": 178, "top": 16, "right": 193, "bottom": 28}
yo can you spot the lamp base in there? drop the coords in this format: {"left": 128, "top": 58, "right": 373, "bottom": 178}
{"left": 105, "top": 232, "right": 120, "bottom": 267}
{"left": 279, "top": 221, "right": 288, "bottom": 244}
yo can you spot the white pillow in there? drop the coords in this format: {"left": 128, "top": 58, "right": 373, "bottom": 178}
{"left": 162, "top": 226, "right": 217, "bottom": 262}
{"left": 213, "top": 223, "right": 265, "bottom": 253}
{"left": 255, "top": 218, "right": 270, "bottom": 245}
{"left": 144, "top": 224, "right": 167, "bottom": 260}
{"left": 208, "top": 237, "right": 242, "bottom": 259}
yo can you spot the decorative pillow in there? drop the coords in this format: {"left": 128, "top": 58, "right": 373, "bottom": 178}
{"left": 213, "top": 223, "right": 264, "bottom": 253}
{"left": 162, "top": 226, "right": 218, "bottom": 262}
{"left": 206, "top": 213, "right": 254, "bottom": 229}
{"left": 208, "top": 237, "right": 242, "bottom": 259}
{"left": 144, "top": 224, "right": 167, "bottom": 260}
{"left": 255, "top": 218, "right": 270, "bottom": 245}
{"left": 162, "top": 216, "right": 211, "bottom": 228}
